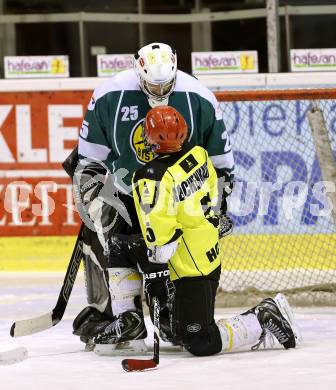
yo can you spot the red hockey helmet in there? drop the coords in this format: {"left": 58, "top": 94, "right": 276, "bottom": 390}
{"left": 144, "top": 106, "right": 188, "bottom": 154}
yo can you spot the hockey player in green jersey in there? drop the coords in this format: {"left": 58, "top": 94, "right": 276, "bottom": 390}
{"left": 94, "top": 106, "right": 301, "bottom": 356}
{"left": 70, "top": 42, "right": 234, "bottom": 352}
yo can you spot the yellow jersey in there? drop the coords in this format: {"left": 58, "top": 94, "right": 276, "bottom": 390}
{"left": 132, "top": 144, "right": 220, "bottom": 280}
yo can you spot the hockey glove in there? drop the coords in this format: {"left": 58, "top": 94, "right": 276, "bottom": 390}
{"left": 73, "top": 162, "right": 105, "bottom": 226}
{"left": 144, "top": 268, "right": 175, "bottom": 309}
{"left": 218, "top": 213, "right": 234, "bottom": 238}
{"left": 144, "top": 268, "right": 176, "bottom": 343}
{"left": 215, "top": 168, "right": 234, "bottom": 215}
{"left": 62, "top": 145, "right": 79, "bottom": 179}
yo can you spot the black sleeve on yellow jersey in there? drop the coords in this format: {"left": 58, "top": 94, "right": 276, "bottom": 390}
{"left": 205, "top": 149, "right": 219, "bottom": 206}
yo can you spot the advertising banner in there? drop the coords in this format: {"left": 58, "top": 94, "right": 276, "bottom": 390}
{"left": 4, "top": 55, "right": 70, "bottom": 79}
{"left": 0, "top": 88, "right": 335, "bottom": 237}
{"left": 97, "top": 54, "right": 134, "bottom": 77}
{"left": 0, "top": 90, "right": 91, "bottom": 236}
{"left": 191, "top": 51, "right": 258, "bottom": 75}
{"left": 290, "top": 49, "right": 336, "bottom": 72}
{"left": 220, "top": 99, "right": 335, "bottom": 234}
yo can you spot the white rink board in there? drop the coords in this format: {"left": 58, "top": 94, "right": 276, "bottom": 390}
{"left": 0, "top": 71, "right": 336, "bottom": 92}
{"left": 0, "top": 272, "right": 336, "bottom": 390}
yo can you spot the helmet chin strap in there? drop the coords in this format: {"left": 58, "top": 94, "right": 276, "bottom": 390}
{"left": 148, "top": 97, "right": 169, "bottom": 108}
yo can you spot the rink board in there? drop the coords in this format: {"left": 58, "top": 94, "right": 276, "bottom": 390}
{"left": 0, "top": 233, "right": 335, "bottom": 271}
{"left": 0, "top": 236, "right": 77, "bottom": 271}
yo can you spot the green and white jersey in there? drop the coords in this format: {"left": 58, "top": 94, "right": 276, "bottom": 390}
{"left": 78, "top": 69, "right": 234, "bottom": 193}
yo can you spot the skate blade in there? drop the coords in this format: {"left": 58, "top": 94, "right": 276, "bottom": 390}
{"left": 94, "top": 339, "right": 148, "bottom": 356}
{"left": 274, "top": 293, "right": 303, "bottom": 345}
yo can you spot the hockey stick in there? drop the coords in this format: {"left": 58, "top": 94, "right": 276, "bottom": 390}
{"left": 10, "top": 224, "right": 84, "bottom": 337}
{"left": 121, "top": 297, "right": 160, "bottom": 372}
{"left": 0, "top": 347, "right": 28, "bottom": 365}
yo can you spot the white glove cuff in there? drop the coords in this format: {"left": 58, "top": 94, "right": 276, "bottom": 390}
{"left": 149, "top": 241, "right": 178, "bottom": 264}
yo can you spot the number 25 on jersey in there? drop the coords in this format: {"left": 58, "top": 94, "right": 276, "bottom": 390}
{"left": 121, "top": 106, "right": 139, "bottom": 121}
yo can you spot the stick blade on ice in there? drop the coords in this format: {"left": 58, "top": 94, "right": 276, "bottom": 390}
{"left": 121, "top": 358, "right": 157, "bottom": 372}
{"left": 0, "top": 347, "right": 28, "bottom": 365}
{"left": 10, "top": 312, "right": 53, "bottom": 337}
{"left": 10, "top": 224, "right": 83, "bottom": 338}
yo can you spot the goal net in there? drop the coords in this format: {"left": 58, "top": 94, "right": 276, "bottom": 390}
{"left": 215, "top": 89, "right": 336, "bottom": 306}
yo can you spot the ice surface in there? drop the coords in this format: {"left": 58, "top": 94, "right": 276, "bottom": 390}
{"left": 0, "top": 272, "right": 335, "bottom": 390}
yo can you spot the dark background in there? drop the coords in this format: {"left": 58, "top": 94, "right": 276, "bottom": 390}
{"left": 4, "top": 0, "right": 336, "bottom": 75}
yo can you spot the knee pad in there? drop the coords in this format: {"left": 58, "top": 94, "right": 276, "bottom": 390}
{"left": 185, "top": 325, "right": 222, "bottom": 357}
{"left": 83, "top": 256, "right": 111, "bottom": 315}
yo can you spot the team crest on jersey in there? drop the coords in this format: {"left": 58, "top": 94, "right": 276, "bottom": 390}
{"left": 130, "top": 120, "right": 156, "bottom": 164}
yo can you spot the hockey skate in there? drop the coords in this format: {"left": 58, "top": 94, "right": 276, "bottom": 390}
{"left": 93, "top": 310, "right": 148, "bottom": 356}
{"left": 73, "top": 306, "right": 114, "bottom": 351}
{"left": 253, "top": 293, "right": 302, "bottom": 350}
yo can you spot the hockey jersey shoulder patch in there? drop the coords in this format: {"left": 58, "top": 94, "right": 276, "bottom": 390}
{"left": 179, "top": 153, "right": 198, "bottom": 174}
{"left": 134, "top": 179, "right": 159, "bottom": 214}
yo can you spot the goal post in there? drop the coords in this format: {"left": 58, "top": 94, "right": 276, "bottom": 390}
{"left": 307, "top": 107, "right": 336, "bottom": 225}
{"left": 215, "top": 88, "right": 336, "bottom": 306}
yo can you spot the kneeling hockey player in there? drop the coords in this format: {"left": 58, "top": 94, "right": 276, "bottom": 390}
{"left": 90, "top": 106, "right": 301, "bottom": 356}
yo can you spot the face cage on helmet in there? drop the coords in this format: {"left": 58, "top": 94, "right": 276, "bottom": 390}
{"left": 142, "top": 126, "right": 160, "bottom": 153}
{"left": 140, "top": 76, "right": 176, "bottom": 103}
{"left": 142, "top": 126, "right": 183, "bottom": 154}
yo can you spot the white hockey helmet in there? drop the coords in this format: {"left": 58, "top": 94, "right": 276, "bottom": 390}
{"left": 134, "top": 42, "right": 177, "bottom": 107}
